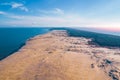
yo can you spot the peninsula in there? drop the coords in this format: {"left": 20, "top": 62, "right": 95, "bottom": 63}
{"left": 0, "top": 30, "right": 120, "bottom": 80}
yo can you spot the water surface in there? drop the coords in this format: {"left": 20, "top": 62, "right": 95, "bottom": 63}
{"left": 0, "top": 27, "right": 49, "bottom": 60}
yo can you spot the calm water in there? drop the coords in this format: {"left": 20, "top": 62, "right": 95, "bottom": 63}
{"left": 0, "top": 27, "right": 50, "bottom": 60}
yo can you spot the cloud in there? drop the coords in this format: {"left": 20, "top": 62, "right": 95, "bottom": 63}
{"left": 39, "top": 8, "right": 64, "bottom": 15}
{"left": 1, "top": 14, "right": 82, "bottom": 27}
{"left": 0, "top": 11, "right": 6, "bottom": 15}
{"left": 2, "top": 14, "right": 120, "bottom": 31}
{"left": 2, "top": 2, "right": 28, "bottom": 12}
{"left": 0, "top": 11, "right": 120, "bottom": 32}
{"left": 54, "top": 8, "right": 64, "bottom": 15}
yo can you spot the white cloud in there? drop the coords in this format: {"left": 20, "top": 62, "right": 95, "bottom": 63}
{"left": 2, "top": 14, "right": 82, "bottom": 27}
{"left": 3, "top": 14, "right": 120, "bottom": 31}
{"left": 0, "top": 11, "right": 120, "bottom": 31}
{"left": 0, "top": 11, "right": 6, "bottom": 15}
{"left": 39, "top": 8, "right": 64, "bottom": 15}
{"left": 11, "top": 2, "right": 23, "bottom": 8}
{"left": 54, "top": 8, "right": 64, "bottom": 15}
{"left": 2, "top": 2, "right": 28, "bottom": 12}
{"left": 19, "top": 7, "right": 28, "bottom": 12}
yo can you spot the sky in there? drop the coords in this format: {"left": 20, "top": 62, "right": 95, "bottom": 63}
{"left": 0, "top": 0, "right": 120, "bottom": 31}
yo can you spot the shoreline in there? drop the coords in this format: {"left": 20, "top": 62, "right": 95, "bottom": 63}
{"left": 0, "top": 28, "right": 50, "bottom": 61}
{"left": 0, "top": 30, "right": 120, "bottom": 80}
{"left": 50, "top": 28, "right": 120, "bottom": 47}
{"left": 1, "top": 27, "right": 120, "bottom": 61}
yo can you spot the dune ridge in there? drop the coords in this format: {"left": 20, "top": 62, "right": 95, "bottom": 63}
{"left": 0, "top": 30, "right": 120, "bottom": 80}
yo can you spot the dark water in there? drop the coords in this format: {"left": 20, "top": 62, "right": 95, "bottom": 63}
{"left": 0, "top": 27, "right": 50, "bottom": 60}
{"left": 51, "top": 28, "right": 120, "bottom": 47}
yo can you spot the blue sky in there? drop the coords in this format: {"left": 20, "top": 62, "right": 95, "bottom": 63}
{"left": 0, "top": 0, "right": 120, "bottom": 31}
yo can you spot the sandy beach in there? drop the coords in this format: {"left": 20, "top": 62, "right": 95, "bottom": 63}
{"left": 0, "top": 30, "right": 120, "bottom": 80}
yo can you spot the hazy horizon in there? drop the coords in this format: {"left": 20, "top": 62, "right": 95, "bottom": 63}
{"left": 0, "top": 26, "right": 119, "bottom": 36}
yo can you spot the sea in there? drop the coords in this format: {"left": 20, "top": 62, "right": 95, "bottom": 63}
{"left": 0, "top": 27, "right": 50, "bottom": 60}
{"left": 0, "top": 27, "right": 119, "bottom": 60}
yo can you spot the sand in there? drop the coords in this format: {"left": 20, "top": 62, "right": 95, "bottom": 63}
{"left": 0, "top": 30, "right": 119, "bottom": 80}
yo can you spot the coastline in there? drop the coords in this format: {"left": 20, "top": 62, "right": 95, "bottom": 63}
{"left": 0, "top": 28, "right": 50, "bottom": 60}
{"left": 0, "top": 30, "right": 120, "bottom": 80}
{"left": 50, "top": 28, "right": 120, "bottom": 47}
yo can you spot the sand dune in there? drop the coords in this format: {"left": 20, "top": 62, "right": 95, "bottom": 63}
{"left": 0, "top": 30, "right": 120, "bottom": 80}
